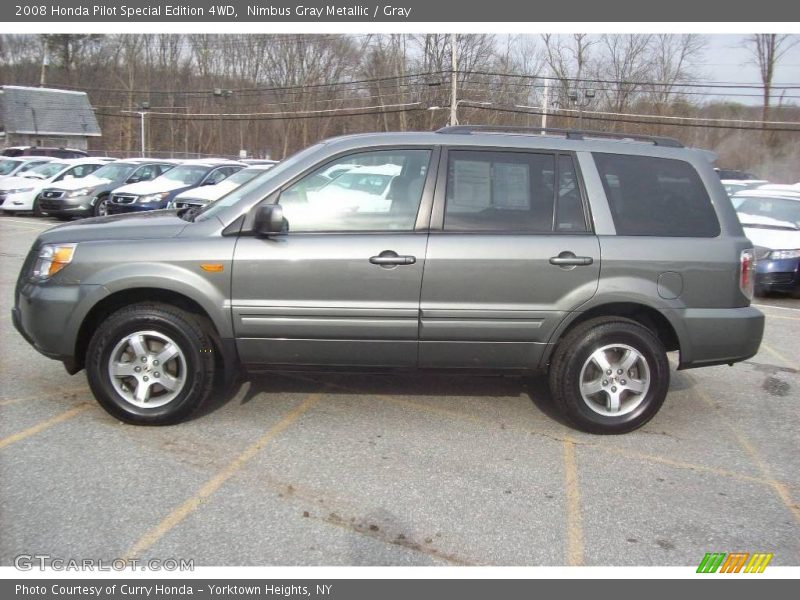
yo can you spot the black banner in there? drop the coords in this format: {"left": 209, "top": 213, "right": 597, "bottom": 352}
{"left": 2, "top": 0, "right": 800, "bottom": 22}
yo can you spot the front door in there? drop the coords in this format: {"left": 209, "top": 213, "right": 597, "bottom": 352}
{"left": 419, "top": 149, "right": 601, "bottom": 369}
{"left": 231, "top": 147, "right": 435, "bottom": 368}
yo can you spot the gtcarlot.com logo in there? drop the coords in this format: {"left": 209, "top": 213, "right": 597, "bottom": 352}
{"left": 14, "top": 554, "right": 194, "bottom": 571}
{"left": 697, "top": 552, "right": 773, "bottom": 573}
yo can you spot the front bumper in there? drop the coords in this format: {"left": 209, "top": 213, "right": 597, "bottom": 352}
{"left": 38, "top": 194, "right": 95, "bottom": 215}
{"left": 0, "top": 190, "right": 36, "bottom": 211}
{"left": 107, "top": 202, "right": 167, "bottom": 214}
{"left": 755, "top": 257, "right": 800, "bottom": 294}
{"left": 13, "top": 279, "right": 105, "bottom": 373}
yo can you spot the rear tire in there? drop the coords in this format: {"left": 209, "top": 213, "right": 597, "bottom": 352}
{"left": 86, "top": 303, "right": 217, "bottom": 425}
{"left": 548, "top": 317, "right": 669, "bottom": 434}
{"left": 32, "top": 197, "right": 44, "bottom": 217}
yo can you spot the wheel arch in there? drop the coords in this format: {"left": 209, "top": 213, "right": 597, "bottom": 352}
{"left": 542, "top": 301, "right": 681, "bottom": 369}
{"left": 73, "top": 287, "right": 236, "bottom": 377}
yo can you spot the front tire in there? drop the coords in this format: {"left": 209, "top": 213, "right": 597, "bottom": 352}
{"left": 548, "top": 317, "right": 669, "bottom": 434}
{"left": 93, "top": 195, "right": 110, "bottom": 217}
{"left": 86, "top": 303, "right": 217, "bottom": 425}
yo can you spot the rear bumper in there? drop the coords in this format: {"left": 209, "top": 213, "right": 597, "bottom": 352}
{"left": 668, "top": 306, "right": 765, "bottom": 369}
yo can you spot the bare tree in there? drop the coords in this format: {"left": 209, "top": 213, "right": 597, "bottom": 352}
{"left": 746, "top": 34, "right": 800, "bottom": 125}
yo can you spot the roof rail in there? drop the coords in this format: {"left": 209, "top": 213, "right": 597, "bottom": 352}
{"left": 435, "top": 125, "right": 684, "bottom": 148}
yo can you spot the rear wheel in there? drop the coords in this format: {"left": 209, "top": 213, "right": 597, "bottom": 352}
{"left": 86, "top": 303, "right": 217, "bottom": 425}
{"left": 548, "top": 317, "right": 669, "bottom": 434}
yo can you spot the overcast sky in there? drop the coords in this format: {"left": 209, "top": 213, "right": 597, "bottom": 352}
{"left": 700, "top": 35, "right": 800, "bottom": 105}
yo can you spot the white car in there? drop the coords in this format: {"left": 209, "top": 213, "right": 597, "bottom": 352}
{"left": 0, "top": 156, "right": 56, "bottom": 181}
{"left": 170, "top": 164, "right": 275, "bottom": 209}
{"left": 720, "top": 179, "right": 769, "bottom": 197}
{"left": 0, "top": 157, "right": 110, "bottom": 215}
{"left": 306, "top": 164, "right": 402, "bottom": 213}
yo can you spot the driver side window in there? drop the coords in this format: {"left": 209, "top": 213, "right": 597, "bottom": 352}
{"left": 278, "top": 149, "right": 431, "bottom": 232}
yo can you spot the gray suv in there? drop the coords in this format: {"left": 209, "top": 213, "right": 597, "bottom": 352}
{"left": 12, "top": 127, "right": 765, "bottom": 433}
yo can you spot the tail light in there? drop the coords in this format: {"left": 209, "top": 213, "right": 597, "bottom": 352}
{"left": 739, "top": 248, "right": 755, "bottom": 301}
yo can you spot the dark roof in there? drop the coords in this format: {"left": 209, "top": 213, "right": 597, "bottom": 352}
{"left": 0, "top": 86, "right": 101, "bottom": 137}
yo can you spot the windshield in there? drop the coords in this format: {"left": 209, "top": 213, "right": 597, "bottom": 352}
{"left": 222, "top": 167, "right": 265, "bottom": 186}
{"left": 24, "top": 162, "right": 67, "bottom": 179}
{"left": 91, "top": 162, "right": 136, "bottom": 181}
{"left": 158, "top": 165, "right": 211, "bottom": 186}
{"left": 736, "top": 196, "right": 800, "bottom": 229}
{"left": 197, "top": 143, "right": 325, "bottom": 221}
{"left": 0, "top": 159, "right": 22, "bottom": 176}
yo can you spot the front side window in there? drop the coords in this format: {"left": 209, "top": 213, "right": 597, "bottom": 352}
{"left": 444, "top": 150, "right": 562, "bottom": 232}
{"left": 594, "top": 153, "right": 720, "bottom": 237}
{"left": 278, "top": 149, "right": 431, "bottom": 232}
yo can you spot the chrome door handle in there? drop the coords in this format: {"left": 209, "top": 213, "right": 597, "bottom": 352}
{"left": 370, "top": 251, "right": 416, "bottom": 266}
{"left": 549, "top": 252, "right": 593, "bottom": 266}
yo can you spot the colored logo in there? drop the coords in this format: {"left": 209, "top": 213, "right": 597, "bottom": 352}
{"left": 697, "top": 552, "right": 773, "bottom": 573}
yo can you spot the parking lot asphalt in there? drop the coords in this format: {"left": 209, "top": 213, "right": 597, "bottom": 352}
{"left": 1, "top": 214, "right": 798, "bottom": 567}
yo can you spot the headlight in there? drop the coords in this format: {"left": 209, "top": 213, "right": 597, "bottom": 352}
{"left": 31, "top": 243, "right": 77, "bottom": 280}
{"left": 5, "top": 187, "right": 34, "bottom": 194}
{"left": 768, "top": 249, "right": 800, "bottom": 260}
{"left": 66, "top": 188, "right": 93, "bottom": 198}
{"left": 138, "top": 192, "right": 169, "bottom": 203}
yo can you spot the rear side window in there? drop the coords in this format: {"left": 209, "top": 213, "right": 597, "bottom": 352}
{"left": 594, "top": 153, "right": 720, "bottom": 237}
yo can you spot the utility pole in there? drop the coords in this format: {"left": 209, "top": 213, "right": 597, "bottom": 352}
{"left": 449, "top": 33, "right": 458, "bottom": 127}
{"left": 541, "top": 77, "right": 550, "bottom": 133}
{"left": 39, "top": 45, "right": 49, "bottom": 87}
{"left": 122, "top": 102, "right": 149, "bottom": 157}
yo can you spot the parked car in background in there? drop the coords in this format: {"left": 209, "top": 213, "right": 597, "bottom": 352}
{"left": 0, "top": 157, "right": 111, "bottom": 216}
{"left": 38, "top": 159, "right": 178, "bottom": 219}
{"left": 170, "top": 164, "right": 275, "bottom": 210}
{"left": 733, "top": 190, "right": 800, "bottom": 296}
{"left": 0, "top": 156, "right": 55, "bottom": 181}
{"left": 2, "top": 146, "right": 89, "bottom": 159}
{"left": 107, "top": 159, "right": 245, "bottom": 214}
{"left": 721, "top": 179, "right": 768, "bottom": 197}
{"left": 715, "top": 168, "right": 759, "bottom": 180}
{"left": 12, "top": 127, "right": 763, "bottom": 433}
{"left": 304, "top": 164, "right": 403, "bottom": 213}
{"left": 240, "top": 159, "right": 279, "bottom": 167}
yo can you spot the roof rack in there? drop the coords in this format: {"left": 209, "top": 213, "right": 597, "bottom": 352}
{"left": 435, "top": 125, "right": 684, "bottom": 148}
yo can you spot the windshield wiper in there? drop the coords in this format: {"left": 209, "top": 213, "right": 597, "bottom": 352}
{"left": 741, "top": 223, "right": 799, "bottom": 231}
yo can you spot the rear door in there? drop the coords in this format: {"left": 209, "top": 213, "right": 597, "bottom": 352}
{"left": 231, "top": 147, "right": 436, "bottom": 368}
{"left": 419, "top": 148, "right": 600, "bottom": 369}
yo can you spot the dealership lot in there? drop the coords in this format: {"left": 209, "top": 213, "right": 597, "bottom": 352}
{"left": 1, "top": 215, "right": 798, "bottom": 567}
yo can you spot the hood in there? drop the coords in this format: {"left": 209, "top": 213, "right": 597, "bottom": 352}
{"left": 37, "top": 211, "right": 188, "bottom": 244}
{"left": 49, "top": 174, "right": 111, "bottom": 191}
{"left": 743, "top": 225, "right": 800, "bottom": 251}
{"left": 113, "top": 179, "right": 190, "bottom": 195}
{"left": 174, "top": 181, "right": 236, "bottom": 202}
{"left": 0, "top": 175, "right": 45, "bottom": 190}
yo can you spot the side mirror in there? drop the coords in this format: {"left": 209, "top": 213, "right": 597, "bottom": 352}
{"left": 253, "top": 204, "right": 286, "bottom": 236}
{"left": 126, "top": 175, "right": 142, "bottom": 183}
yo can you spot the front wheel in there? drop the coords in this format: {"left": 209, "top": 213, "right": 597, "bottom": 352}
{"left": 548, "top": 317, "right": 669, "bottom": 434}
{"left": 93, "top": 195, "right": 110, "bottom": 217}
{"left": 86, "top": 303, "right": 217, "bottom": 425}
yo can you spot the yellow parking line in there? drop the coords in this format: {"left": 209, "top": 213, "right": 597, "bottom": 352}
{"left": 563, "top": 437, "right": 585, "bottom": 566}
{"left": 281, "top": 373, "right": 786, "bottom": 488}
{"left": 760, "top": 343, "right": 799, "bottom": 371}
{"left": 0, "top": 403, "right": 91, "bottom": 450}
{"left": 125, "top": 393, "right": 322, "bottom": 559}
{"left": 693, "top": 386, "right": 800, "bottom": 525}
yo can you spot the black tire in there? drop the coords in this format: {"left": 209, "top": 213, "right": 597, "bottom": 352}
{"left": 86, "top": 302, "right": 217, "bottom": 425}
{"left": 548, "top": 317, "right": 669, "bottom": 434}
{"left": 32, "top": 197, "right": 44, "bottom": 217}
{"left": 93, "top": 195, "right": 109, "bottom": 217}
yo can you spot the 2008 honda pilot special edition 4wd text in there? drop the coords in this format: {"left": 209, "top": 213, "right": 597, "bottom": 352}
{"left": 13, "top": 127, "right": 765, "bottom": 434}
